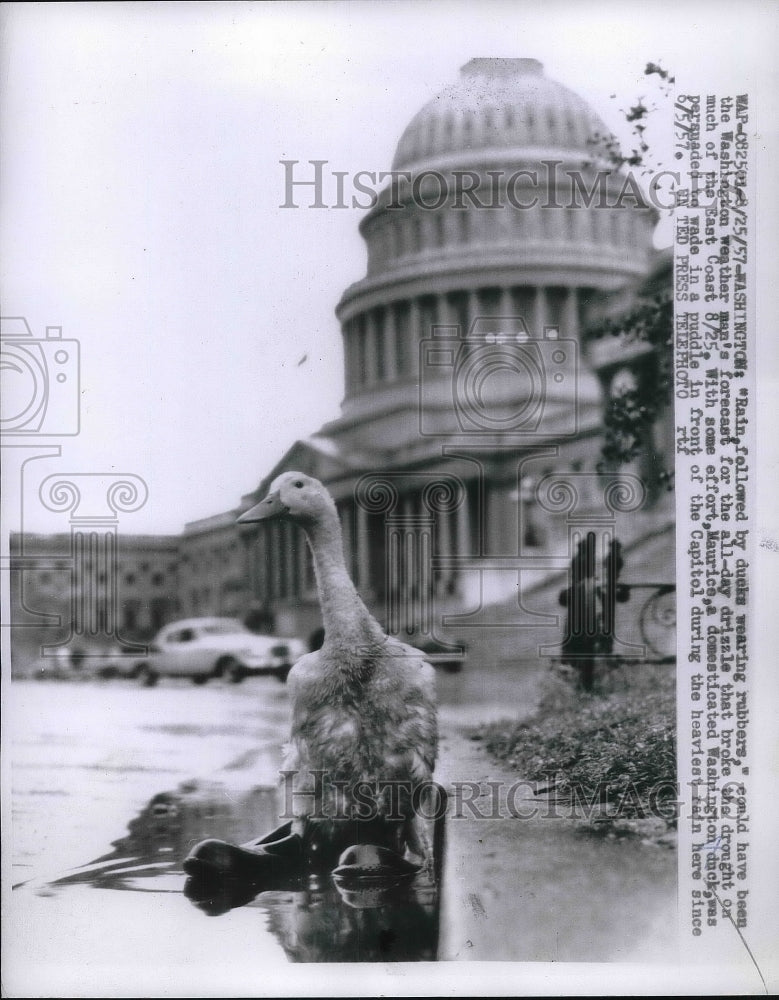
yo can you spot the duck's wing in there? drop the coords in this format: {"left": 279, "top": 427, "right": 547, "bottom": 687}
{"left": 285, "top": 649, "right": 331, "bottom": 738}
{"left": 379, "top": 638, "right": 438, "bottom": 774}
{"left": 281, "top": 651, "right": 322, "bottom": 777}
{"left": 382, "top": 637, "right": 436, "bottom": 696}
{"left": 285, "top": 649, "right": 321, "bottom": 696}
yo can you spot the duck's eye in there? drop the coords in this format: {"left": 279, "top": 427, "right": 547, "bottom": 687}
{"left": 294, "top": 480, "right": 304, "bottom": 488}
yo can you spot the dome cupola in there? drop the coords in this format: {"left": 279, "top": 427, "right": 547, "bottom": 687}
{"left": 392, "top": 58, "right": 609, "bottom": 173}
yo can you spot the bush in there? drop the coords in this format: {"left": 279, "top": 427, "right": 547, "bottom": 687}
{"left": 480, "top": 661, "right": 676, "bottom": 826}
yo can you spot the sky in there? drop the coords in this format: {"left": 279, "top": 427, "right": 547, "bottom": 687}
{"left": 2, "top": 0, "right": 777, "bottom": 535}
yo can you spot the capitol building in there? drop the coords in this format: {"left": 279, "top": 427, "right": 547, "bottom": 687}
{"left": 11, "top": 58, "right": 674, "bottom": 666}
{"left": 235, "top": 57, "right": 673, "bottom": 652}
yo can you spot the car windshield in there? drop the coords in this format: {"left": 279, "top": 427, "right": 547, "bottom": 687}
{"left": 198, "top": 621, "right": 248, "bottom": 636}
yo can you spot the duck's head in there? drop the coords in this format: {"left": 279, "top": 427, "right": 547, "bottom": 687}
{"left": 238, "top": 472, "right": 337, "bottom": 526}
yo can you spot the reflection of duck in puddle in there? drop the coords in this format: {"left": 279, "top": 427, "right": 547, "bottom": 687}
{"left": 181, "top": 791, "right": 445, "bottom": 962}
{"left": 262, "top": 876, "right": 440, "bottom": 963}
{"left": 26, "top": 779, "right": 444, "bottom": 963}
{"left": 184, "top": 841, "right": 441, "bottom": 962}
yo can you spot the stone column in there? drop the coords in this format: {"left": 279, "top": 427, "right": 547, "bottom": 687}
{"left": 364, "top": 310, "right": 378, "bottom": 385}
{"left": 500, "top": 285, "right": 513, "bottom": 319}
{"left": 383, "top": 304, "right": 397, "bottom": 381}
{"left": 354, "top": 317, "right": 367, "bottom": 389}
{"left": 338, "top": 502, "right": 351, "bottom": 580}
{"left": 254, "top": 528, "right": 266, "bottom": 601}
{"left": 283, "top": 524, "right": 293, "bottom": 599}
{"left": 271, "top": 522, "right": 281, "bottom": 599}
{"left": 270, "top": 523, "right": 280, "bottom": 599}
{"left": 437, "top": 502, "right": 452, "bottom": 596}
{"left": 467, "top": 289, "right": 480, "bottom": 332}
{"left": 408, "top": 297, "right": 420, "bottom": 376}
{"left": 270, "top": 522, "right": 282, "bottom": 600}
{"left": 297, "top": 523, "right": 309, "bottom": 596}
{"left": 563, "top": 286, "right": 579, "bottom": 339}
{"left": 534, "top": 286, "right": 548, "bottom": 336}
{"left": 342, "top": 320, "right": 352, "bottom": 396}
{"left": 456, "top": 486, "right": 470, "bottom": 557}
{"left": 377, "top": 309, "right": 388, "bottom": 382}
{"left": 349, "top": 321, "right": 359, "bottom": 392}
{"left": 438, "top": 292, "right": 456, "bottom": 328}
{"left": 286, "top": 522, "right": 297, "bottom": 598}
{"left": 356, "top": 500, "right": 371, "bottom": 594}
{"left": 253, "top": 526, "right": 268, "bottom": 601}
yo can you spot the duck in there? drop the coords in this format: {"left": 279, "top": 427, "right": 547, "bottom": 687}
{"left": 185, "top": 471, "right": 438, "bottom": 877}
{"left": 237, "top": 471, "right": 439, "bottom": 868}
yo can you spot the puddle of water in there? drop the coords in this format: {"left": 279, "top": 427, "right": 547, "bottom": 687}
{"left": 15, "top": 779, "right": 443, "bottom": 965}
{"left": 8, "top": 680, "right": 676, "bottom": 977}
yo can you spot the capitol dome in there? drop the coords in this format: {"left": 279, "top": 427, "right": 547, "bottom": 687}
{"left": 333, "top": 56, "right": 655, "bottom": 439}
{"left": 392, "top": 58, "right": 609, "bottom": 172}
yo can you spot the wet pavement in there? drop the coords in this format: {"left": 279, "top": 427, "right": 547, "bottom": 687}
{"left": 5, "top": 664, "right": 677, "bottom": 993}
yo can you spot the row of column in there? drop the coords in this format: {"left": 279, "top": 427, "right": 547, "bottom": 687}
{"left": 249, "top": 488, "right": 474, "bottom": 605}
{"left": 250, "top": 519, "right": 314, "bottom": 604}
{"left": 368, "top": 203, "right": 642, "bottom": 271}
{"left": 347, "top": 488, "right": 471, "bottom": 599}
{"left": 399, "top": 107, "right": 597, "bottom": 167}
{"left": 344, "top": 285, "right": 580, "bottom": 394}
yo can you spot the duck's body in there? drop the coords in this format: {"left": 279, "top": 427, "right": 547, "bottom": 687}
{"left": 239, "top": 472, "right": 438, "bottom": 862}
{"left": 284, "top": 636, "right": 436, "bottom": 841}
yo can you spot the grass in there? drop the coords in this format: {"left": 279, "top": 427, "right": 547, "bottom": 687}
{"left": 477, "top": 660, "right": 677, "bottom": 835}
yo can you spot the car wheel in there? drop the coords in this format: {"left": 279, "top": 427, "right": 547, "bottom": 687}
{"left": 192, "top": 674, "right": 208, "bottom": 685}
{"left": 136, "top": 664, "right": 159, "bottom": 687}
{"left": 276, "top": 665, "right": 291, "bottom": 683}
{"left": 222, "top": 658, "right": 244, "bottom": 684}
{"left": 214, "top": 656, "right": 243, "bottom": 683}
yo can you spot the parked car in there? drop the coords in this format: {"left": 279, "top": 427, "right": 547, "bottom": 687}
{"left": 411, "top": 635, "right": 467, "bottom": 674}
{"left": 96, "top": 646, "right": 150, "bottom": 681}
{"left": 128, "top": 617, "right": 306, "bottom": 686}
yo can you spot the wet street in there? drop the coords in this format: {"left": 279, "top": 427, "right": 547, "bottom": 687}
{"left": 5, "top": 665, "right": 677, "bottom": 995}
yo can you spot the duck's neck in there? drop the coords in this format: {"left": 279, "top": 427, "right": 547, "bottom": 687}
{"left": 303, "top": 512, "right": 383, "bottom": 652}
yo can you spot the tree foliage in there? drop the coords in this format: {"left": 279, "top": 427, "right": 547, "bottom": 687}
{"left": 594, "top": 287, "right": 674, "bottom": 488}
{"left": 588, "top": 61, "right": 676, "bottom": 487}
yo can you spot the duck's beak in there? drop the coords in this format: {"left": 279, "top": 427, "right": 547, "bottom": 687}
{"left": 238, "top": 491, "right": 288, "bottom": 523}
